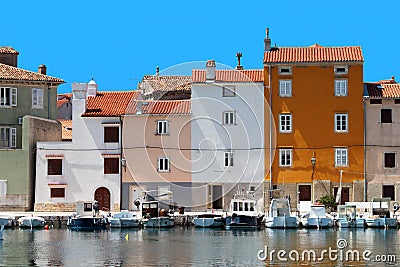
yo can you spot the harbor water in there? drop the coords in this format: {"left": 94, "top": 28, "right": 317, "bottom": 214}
{"left": 0, "top": 227, "right": 398, "bottom": 266}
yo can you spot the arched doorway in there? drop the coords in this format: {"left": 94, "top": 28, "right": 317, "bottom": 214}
{"left": 94, "top": 187, "right": 110, "bottom": 211}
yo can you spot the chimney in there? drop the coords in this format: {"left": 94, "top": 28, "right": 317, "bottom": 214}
{"left": 38, "top": 64, "right": 47, "bottom": 75}
{"left": 136, "top": 94, "right": 143, "bottom": 114}
{"left": 71, "top": 82, "right": 88, "bottom": 143}
{"left": 264, "top": 27, "right": 271, "bottom": 51}
{"left": 235, "top": 52, "right": 243, "bottom": 70}
{"left": 206, "top": 60, "right": 216, "bottom": 80}
{"left": 156, "top": 66, "right": 160, "bottom": 76}
{"left": 87, "top": 78, "right": 98, "bottom": 97}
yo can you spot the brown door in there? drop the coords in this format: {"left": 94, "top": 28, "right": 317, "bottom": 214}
{"left": 334, "top": 187, "right": 350, "bottom": 205}
{"left": 94, "top": 187, "right": 111, "bottom": 211}
{"left": 298, "top": 185, "right": 311, "bottom": 201}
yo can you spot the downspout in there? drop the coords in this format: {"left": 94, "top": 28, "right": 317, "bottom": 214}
{"left": 363, "top": 97, "right": 367, "bottom": 202}
{"left": 119, "top": 115, "right": 123, "bottom": 210}
{"left": 48, "top": 85, "right": 51, "bottom": 119}
{"left": 269, "top": 65, "right": 273, "bottom": 197}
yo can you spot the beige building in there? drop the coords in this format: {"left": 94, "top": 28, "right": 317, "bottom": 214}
{"left": 365, "top": 78, "right": 400, "bottom": 202}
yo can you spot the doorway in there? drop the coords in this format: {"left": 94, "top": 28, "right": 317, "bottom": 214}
{"left": 210, "top": 185, "right": 223, "bottom": 209}
{"left": 334, "top": 187, "right": 350, "bottom": 205}
{"left": 94, "top": 187, "right": 111, "bottom": 211}
{"left": 298, "top": 184, "right": 312, "bottom": 201}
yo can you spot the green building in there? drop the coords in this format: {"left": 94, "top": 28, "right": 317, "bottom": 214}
{"left": 0, "top": 47, "right": 64, "bottom": 211}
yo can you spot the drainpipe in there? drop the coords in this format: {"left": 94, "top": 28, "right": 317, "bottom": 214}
{"left": 119, "top": 115, "right": 123, "bottom": 211}
{"left": 269, "top": 65, "right": 273, "bottom": 197}
{"left": 48, "top": 85, "right": 51, "bottom": 119}
{"left": 363, "top": 98, "right": 367, "bottom": 202}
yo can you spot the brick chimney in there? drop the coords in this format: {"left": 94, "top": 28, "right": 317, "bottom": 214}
{"left": 264, "top": 27, "right": 271, "bottom": 51}
{"left": 206, "top": 60, "right": 216, "bottom": 80}
{"left": 38, "top": 64, "right": 47, "bottom": 75}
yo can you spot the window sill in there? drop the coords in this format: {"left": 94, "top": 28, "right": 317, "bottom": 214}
{"left": 104, "top": 173, "right": 120, "bottom": 175}
{"left": 157, "top": 170, "right": 171, "bottom": 173}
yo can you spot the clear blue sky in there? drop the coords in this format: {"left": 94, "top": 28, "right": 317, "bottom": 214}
{"left": 3, "top": 1, "right": 399, "bottom": 93}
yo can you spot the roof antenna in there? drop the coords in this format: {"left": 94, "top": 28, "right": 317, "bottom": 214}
{"left": 236, "top": 52, "right": 243, "bottom": 70}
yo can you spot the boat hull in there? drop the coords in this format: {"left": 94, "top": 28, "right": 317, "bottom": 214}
{"left": 143, "top": 217, "right": 175, "bottom": 228}
{"left": 18, "top": 217, "right": 46, "bottom": 228}
{"left": 120, "top": 218, "right": 141, "bottom": 228}
{"left": 193, "top": 217, "right": 224, "bottom": 228}
{"left": 365, "top": 218, "right": 398, "bottom": 228}
{"left": 225, "top": 215, "right": 261, "bottom": 230}
{"left": 301, "top": 217, "right": 333, "bottom": 228}
{"left": 337, "top": 218, "right": 365, "bottom": 228}
{"left": 265, "top": 216, "right": 299, "bottom": 229}
{"left": 67, "top": 217, "right": 108, "bottom": 230}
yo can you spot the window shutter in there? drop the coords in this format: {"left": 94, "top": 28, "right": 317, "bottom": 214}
{"left": 11, "top": 88, "right": 17, "bottom": 106}
{"left": 32, "top": 89, "right": 37, "bottom": 107}
{"left": 10, "top": 128, "right": 16, "bottom": 148}
{"left": 38, "top": 89, "right": 44, "bottom": 108}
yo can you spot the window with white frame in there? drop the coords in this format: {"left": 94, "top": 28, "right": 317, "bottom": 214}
{"left": 0, "top": 180, "right": 6, "bottom": 196}
{"left": 158, "top": 157, "right": 170, "bottom": 172}
{"left": 335, "top": 148, "right": 348, "bottom": 167}
{"left": 32, "top": 88, "right": 44, "bottom": 109}
{"left": 224, "top": 151, "right": 234, "bottom": 167}
{"left": 334, "top": 66, "right": 348, "bottom": 75}
{"left": 0, "top": 87, "right": 17, "bottom": 107}
{"left": 0, "top": 127, "right": 16, "bottom": 148}
{"left": 279, "top": 66, "right": 292, "bottom": 75}
{"left": 223, "top": 111, "right": 236, "bottom": 125}
{"left": 279, "top": 148, "right": 292, "bottom": 167}
{"left": 335, "top": 113, "right": 348, "bottom": 132}
{"left": 279, "top": 80, "right": 292, "bottom": 97}
{"left": 222, "top": 85, "right": 236, "bottom": 97}
{"left": 334, "top": 79, "right": 348, "bottom": 96}
{"left": 279, "top": 113, "right": 292, "bottom": 133}
{"left": 157, "top": 120, "right": 169, "bottom": 135}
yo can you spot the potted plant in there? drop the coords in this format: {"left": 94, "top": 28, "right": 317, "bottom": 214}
{"left": 318, "top": 194, "right": 337, "bottom": 213}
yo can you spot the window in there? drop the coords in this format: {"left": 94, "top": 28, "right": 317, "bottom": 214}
{"left": 335, "top": 148, "right": 348, "bottom": 167}
{"left": 279, "top": 148, "right": 292, "bottom": 167}
{"left": 50, "top": 188, "right": 65, "bottom": 198}
{"left": 223, "top": 111, "right": 236, "bottom": 125}
{"left": 381, "top": 109, "right": 392, "bottom": 123}
{"left": 104, "top": 127, "right": 119, "bottom": 143}
{"left": 0, "top": 127, "right": 16, "bottom": 148}
{"left": 158, "top": 157, "right": 170, "bottom": 172}
{"left": 104, "top": 158, "right": 119, "bottom": 174}
{"left": 395, "top": 99, "right": 400, "bottom": 104}
{"left": 335, "top": 113, "right": 348, "bottom": 132}
{"left": 48, "top": 159, "right": 62, "bottom": 175}
{"left": 370, "top": 99, "right": 382, "bottom": 104}
{"left": 383, "top": 185, "right": 395, "bottom": 200}
{"left": 384, "top": 152, "right": 396, "bottom": 168}
{"left": 0, "top": 180, "right": 6, "bottom": 196}
{"left": 334, "top": 66, "right": 348, "bottom": 74}
{"left": 224, "top": 151, "right": 234, "bottom": 167}
{"left": 334, "top": 79, "right": 348, "bottom": 96}
{"left": 32, "top": 88, "right": 44, "bottom": 109}
{"left": 279, "top": 114, "right": 292, "bottom": 133}
{"left": 279, "top": 80, "right": 292, "bottom": 97}
{"left": 222, "top": 86, "right": 235, "bottom": 97}
{"left": 0, "top": 87, "right": 17, "bottom": 107}
{"left": 157, "top": 120, "right": 168, "bottom": 135}
{"left": 279, "top": 66, "right": 292, "bottom": 75}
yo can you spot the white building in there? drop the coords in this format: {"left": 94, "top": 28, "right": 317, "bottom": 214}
{"left": 35, "top": 80, "right": 136, "bottom": 211}
{"left": 191, "top": 60, "right": 265, "bottom": 211}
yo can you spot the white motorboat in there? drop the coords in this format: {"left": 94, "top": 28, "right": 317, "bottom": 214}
{"left": 364, "top": 198, "right": 398, "bottom": 228}
{"left": 336, "top": 205, "right": 365, "bottom": 228}
{"left": 67, "top": 201, "right": 109, "bottom": 230}
{"left": 140, "top": 190, "right": 175, "bottom": 228}
{"left": 17, "top": 215, "right": 46, "bottom": 228}
{"left": 109, "top": 210, "right": 141, "bottom": 228}
{"left": 0, "top": 214, "right": 15, "bottom": 227}
{"left": 301, "top": 204, "right": 334, "bottom": 228}
{"left": 193, "top": 213, "right": 225, "bottom": 228}
{"left": 265, "top": 198, "right": 299, "bottom": 228}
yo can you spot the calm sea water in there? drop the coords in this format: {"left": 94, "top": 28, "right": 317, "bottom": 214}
{"left": 0, "top": 227, "right": 398, "bottom": 266}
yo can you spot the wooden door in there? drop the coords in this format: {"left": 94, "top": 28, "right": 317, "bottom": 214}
{"left": 334, "top": 187, "right": 350, "bottom": 205}
{"left": 298, "top": 185, "right": 311, "bottom": 201}
{"left": 95, "top": 187, "right": 111, "bottom": 211}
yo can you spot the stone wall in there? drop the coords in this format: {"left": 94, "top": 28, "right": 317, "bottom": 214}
{"left": 34, "top": 202, "right": 76, "bottom": 212}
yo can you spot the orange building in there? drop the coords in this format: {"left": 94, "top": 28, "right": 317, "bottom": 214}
{"left": 263, "top": 29, "right": 365, "bottom": 209}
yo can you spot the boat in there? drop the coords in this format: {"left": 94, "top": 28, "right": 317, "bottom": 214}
{"left": 265, "top": 198, "right": 299, "bottom": 228}
{"left": 140, "top": 191, "right": 175, "bottom": 228}
{"left": 364, "top": 197, "right": 398, "bottom": 228}
{"left": 193, "top": 213, "right": 225, "bottom": 228}
{"left": 108, "top": 210, "right": 141, "bottom": 228}
{"left": 0, "top": 214, "right": 15, "bottom": 228}
{"left": 336, "top": 205, "right": 365, "bottom": 228}
{"left": 17, "top": 215, "right": 46, "bottom": 228}
{"left": 225, "top": 191, "right": 264, "bottom": 230}
{"left": 300, "top": 204, "right": 334, "bottom": 228}
{"left": 67, "top": 200, "right": 109, "bottom": 230}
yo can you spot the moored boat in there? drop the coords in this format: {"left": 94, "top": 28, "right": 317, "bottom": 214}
{"left": 17, "top": 215, "right": 46, "bottom": 228}
{"left": 108, "top": 210, "right": 141, "bottom": 228}
{"left": 193, "top": 213, "right": 224, "bottom": 228}
{"left": 141, "top": 190, "right": 175, "bottom": 228}
{"left": 301, "top": 204, "right": 333, "bottom": 228}
{"left": 336, "top": 205, "right": 365, "bottom": 228}
{"left": 0, "top": 214, "right": 15, "bottom": 228}
{"left": 364, "top": 198, "right": 398, "bottom": 228}
{"left": 265, "top": 198, "right": 299, "bottom": 229}
{"left": 67, "top": 200, "right": 109, "bottom": 230}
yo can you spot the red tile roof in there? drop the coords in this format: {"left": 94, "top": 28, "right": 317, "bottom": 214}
{"left": 192, "top": 69, "right": 263, "bottom": 83}
{"left": 141, "top": 75, "right": 192, "bottom": 91}
{"left": 263, "top": 45, "right": 363, "bottom": 64}
{"left": 0, "top": 47, "right": 19, "bottom": 54}
{"left": 58, "top": 119, "right": 72, "bottom": 140}
{"left": 57, "top": 98, "right": 70, "bottom": 108}
{"left": 82, "top": 91, "right": 139, "bottom": 117}
{"left": 126, "top": 99, "right": 191, "bottom": 115}
{"left": 0, "top": 62, "right": 64, "bottom": 83}
{"left": 365, "top": 82, "right": 400, "bottom": 98}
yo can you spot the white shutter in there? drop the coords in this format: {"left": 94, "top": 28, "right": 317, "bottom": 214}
{"left": 32, "top": 89, "right": 37, "bottom": 107}
{"left": 0, "top": 180, "right": 6, "bottom": 196}
{"left": 279, "top": 81, "right": 285, "bottom": 96}
{"left": 38, "top": 89, "right": 44, "bottom": 108}
{"left": 10, "top": 128, "right": 16, "bottom": 148}
{"left": 11, "top": 88, "right": 17, "bottom": 106}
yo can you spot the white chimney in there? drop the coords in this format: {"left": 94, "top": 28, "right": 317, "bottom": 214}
{"left": 136, "top": 94, "right": 143, "bottom": 114}
{"left": 206, "top": 60, "right": 216, "bottom": 80}
{"left": 71, "top": 82, "right": 88, "bottom": 143}
{"left": 87, "top": 78, "right": 98, "bottom": 97}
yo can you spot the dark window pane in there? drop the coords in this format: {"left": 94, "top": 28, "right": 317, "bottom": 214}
{"left": 104, "top": 158, "right": 119, "bottom": 174}
{"left": 48, "top": 159, "right": 62, "bottom": 175}
{"left": 383, "top": 185, "right": 395, "bottom": 200}
{"left": 104, "top": 127, "right": 119, "bottom": 143}
{"left": 381, "top": 109, "right": 392, "bottom": 123}
{"left": 51, "top": 188, "right": 65, "bottom": 198}
{"left": 370, "top": 99, "right": 382, "bottom": 104}
{"left": 384, "top": 153, "right": 396, "bottom": 168}
{"left": 395, "top": 99, "right": 400, "bottom": 104}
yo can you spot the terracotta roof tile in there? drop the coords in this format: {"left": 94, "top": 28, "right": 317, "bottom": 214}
{"left": 141, "top": 75, "right": 191, "bottom": 91}
{"left": 263, "top": 45, "right": 363, "bottom": 64}
{"left": 57, "top": 98, "right": 70, "bottom": 108}
{"left": 58, "top": 119, "right": 72, "bottom": 140}
{"left": 0, "top": 47, "right": 19, "bottom": 54}
{"left": 365, "top": 82, "right": 400, "bottom": 98}
{"left": 0, "top": 62, "right": 64, "bottom": 83}
{"left": 192, "top": 69, "right": 263, "bottom": 83}
{"left": 126, "top": 99, "right": 191, "bottom": 115}
{"left": 82, "top": 91, "right": 140, "bottom": 117}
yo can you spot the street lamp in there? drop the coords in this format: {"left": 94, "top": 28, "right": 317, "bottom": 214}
{"left": 311, "top": 156, "right": 316, "bottom": 168}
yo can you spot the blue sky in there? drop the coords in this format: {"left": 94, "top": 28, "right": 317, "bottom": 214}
{"left": 3, "top": 1, "right": 400, "bottom": 93}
